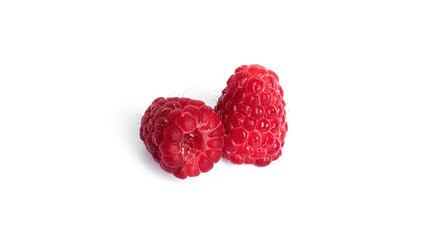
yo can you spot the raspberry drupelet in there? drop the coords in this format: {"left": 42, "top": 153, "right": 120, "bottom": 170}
{"left": 215, "top": 65, "right": 288, "bottom": 166}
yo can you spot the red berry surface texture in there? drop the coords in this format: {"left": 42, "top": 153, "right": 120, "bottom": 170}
{"left": 140, "top": 97, "right": 225, "bottom": 179}
{"left": 215, "top": 65, "right": 288, "bottom": 166}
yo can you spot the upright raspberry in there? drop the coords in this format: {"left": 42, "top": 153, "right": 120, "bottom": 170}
{"left": 140, "top": 97, "right": 224, "bottom": 179}
{"left": 215, "top": 65, "right": 288, "bottom": 166}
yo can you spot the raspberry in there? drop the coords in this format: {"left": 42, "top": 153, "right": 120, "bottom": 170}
{"left": 140, "top": 97, "right": 225, "bottom": 179}
{"left": 215, "top": 65, "right": 288, "bottom": 166}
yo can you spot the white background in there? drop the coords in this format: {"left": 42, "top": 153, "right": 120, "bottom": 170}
{"left": 1, "top": 0, "right": 426, "bottom": 239}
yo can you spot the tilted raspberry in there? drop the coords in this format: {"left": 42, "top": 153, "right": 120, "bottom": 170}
{"left": 140, "top": 97, "right": 225, "bottom": 179}
{"left": 215, "top": 65, "right": 288, "bottom": 166}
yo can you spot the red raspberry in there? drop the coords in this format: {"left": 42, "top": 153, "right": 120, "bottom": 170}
{"left": 215, "top": 65, "right": 288, "bottom": 166}
{"left": 140, "top": 97, "right": 225, "bottom": 179}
